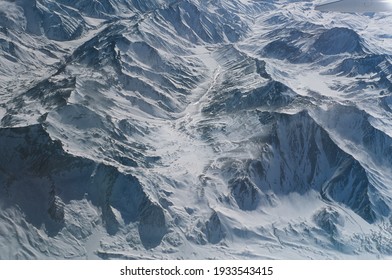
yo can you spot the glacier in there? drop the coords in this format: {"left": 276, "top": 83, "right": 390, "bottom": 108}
{"left": 1, "top": 0, "right": 392, "bottom": 259}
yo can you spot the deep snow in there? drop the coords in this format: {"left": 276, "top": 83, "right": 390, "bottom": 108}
{"left": 1, "top": 0, "right": 392, "bottom": 259}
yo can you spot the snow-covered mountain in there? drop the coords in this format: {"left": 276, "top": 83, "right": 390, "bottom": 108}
{"left": 1, "top": 0, "right": 392, "bottom": 259}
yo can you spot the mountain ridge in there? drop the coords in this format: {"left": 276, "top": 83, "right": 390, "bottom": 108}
{"left": 1, "top": 0, "right": 392, "bottom": 259}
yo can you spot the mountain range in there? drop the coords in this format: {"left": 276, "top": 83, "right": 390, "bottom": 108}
{"left": 1, "top": 0, "right": 392, "bottom": 259}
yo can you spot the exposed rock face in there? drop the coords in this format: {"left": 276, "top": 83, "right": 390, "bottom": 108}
{"left": 229, "top": 177, "right": 260, "bottom": 211}
{"left": 1, "top": 0, "right": 392, "bottom": 259}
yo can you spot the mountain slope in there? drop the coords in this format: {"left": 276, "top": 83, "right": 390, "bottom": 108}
{"left": 1, "top": 0, "right": 392, "bottom": 259}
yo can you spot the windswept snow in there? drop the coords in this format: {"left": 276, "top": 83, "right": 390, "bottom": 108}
{"left": 1, "top": 0, "right": 392, "bottom": 260}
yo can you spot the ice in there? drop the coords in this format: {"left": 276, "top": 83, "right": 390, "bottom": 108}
{"left": 1, "top": 0, "right": 392, "bottom": 260}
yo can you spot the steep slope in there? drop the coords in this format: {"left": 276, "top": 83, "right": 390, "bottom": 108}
{"left": 1, "top": 0, "right": 392, "bottom": 259}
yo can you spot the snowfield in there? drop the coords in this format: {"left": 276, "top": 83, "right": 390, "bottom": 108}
{"left": 1, "top": 0, "right": 392, "bottom": 259}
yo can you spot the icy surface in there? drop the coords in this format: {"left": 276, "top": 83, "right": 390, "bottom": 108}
{"left": 1, "top": 0, "right": 392, "bottom": 259}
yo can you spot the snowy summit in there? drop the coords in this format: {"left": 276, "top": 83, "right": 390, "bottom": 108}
{"left": 1, "top": 0, "right": 392, "bottom": 259}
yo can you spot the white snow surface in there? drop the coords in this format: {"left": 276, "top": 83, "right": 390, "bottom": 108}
{"left": 1, "top": 0, "right": 392, "bottom": 259}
